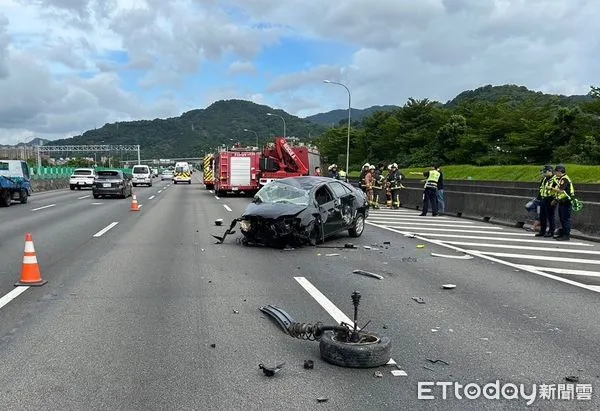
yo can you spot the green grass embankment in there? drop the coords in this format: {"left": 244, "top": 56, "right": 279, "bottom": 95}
{"left": 348, "top": 164, "right": 600, "bottom": 183}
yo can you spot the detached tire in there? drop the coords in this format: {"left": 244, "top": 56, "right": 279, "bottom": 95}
{"left": 319, "top": 331, "right": 391, "bottom": 368}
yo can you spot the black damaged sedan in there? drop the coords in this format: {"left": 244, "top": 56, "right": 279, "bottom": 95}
{"left": 238, "top": 176, "right": 369, "bottom": 246}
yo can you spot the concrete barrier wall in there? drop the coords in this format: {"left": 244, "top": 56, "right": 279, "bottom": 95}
{"left": 369, "top": 185, "right": 600, "bottom": 237}
{"left": 31, "top": 179, "right": 69, "bottom": 192}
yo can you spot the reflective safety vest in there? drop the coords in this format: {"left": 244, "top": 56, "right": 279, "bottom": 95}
{"left": 424, "top": 169, "right": 440, "bottom": 188}
{"left": 539, "top": 176, "right": 558, "bottom": 198}
{"left": 556, "top": 175, "right": 575, "bottom": 202}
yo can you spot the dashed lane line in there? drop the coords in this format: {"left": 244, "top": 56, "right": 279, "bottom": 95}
{"left": 31, "top": 204, "right": 56, "bottom": 211}
{"left": 93, "top": 222, "right": 119, "bottom": 238}
{"left": 294, "top": 276, "right": 405, "bottom": 373}
{"left": 215, "top": 195, "right": 220, "bottom": 200}
{"left": 223, "top": 204, "right": 232, "bottom": 212}
{"left": 0, "top": 287, "right": 29, "bottom": 311}
{"left": 77, "top": 195, "right": 91, "bottom": 199}
{"left": 367, "top": 221, "right": 600, "bottom": 294}
{"left": 149, "top": 195, "right": 155, "bottom": 200}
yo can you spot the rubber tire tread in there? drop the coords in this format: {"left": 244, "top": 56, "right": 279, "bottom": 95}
{"left": 319, "top": 331, "right": 391, "bottom": 368}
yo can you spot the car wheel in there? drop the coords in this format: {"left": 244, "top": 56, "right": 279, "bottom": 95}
{"left": 0, "top": 190, "right": 11, "bottom": 207}
{"left": 93, "top": 194, "right": 99, "bottom": 199}
{"left": 19, "top": 189, "right": 28, "bottom": 204}
{"left": 319, "top": 331, "right": 391, "bottom": 368}
{"left": 70, "top": 185, "right": 75, "bottom": 190}
{"left": 348, "top": 213, "right": 365, "bottom": 237}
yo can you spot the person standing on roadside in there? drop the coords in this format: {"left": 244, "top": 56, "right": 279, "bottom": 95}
{"left": 550, "top": 164, "right": 575, "bottom": 241}
{"left": 435, "top": 165, "right": 445, "bottom": 213}
{"left": 314, "top": 166, "right": 322, "bottom": 176}
{"left": 419, "top": 164, "right": 440, "bottom": 216}
{"left": 535, "top": 164, "right": 558, "bottom": 237}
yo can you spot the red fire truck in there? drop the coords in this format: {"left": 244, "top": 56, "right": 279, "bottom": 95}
{"left": 210, "top": 138, "right": 321, "bottom": 196}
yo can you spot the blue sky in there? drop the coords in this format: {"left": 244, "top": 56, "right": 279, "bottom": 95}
{"left": 0, "top": 0, "right": 598, "bottom": 144}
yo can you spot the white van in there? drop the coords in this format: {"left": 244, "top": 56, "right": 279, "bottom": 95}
{"left": 173, "top": 162, "right": 192, "bottom": 184}
{"left": 131, "top": 165, "right": 152, "bottom": 187}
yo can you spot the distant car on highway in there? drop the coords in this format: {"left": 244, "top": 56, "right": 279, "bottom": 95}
{"left": 131, "top": 165, "right": 152, "bottom": 187}
{"left": 151, "top": 168, "right": 159, "bottom": 178}
{"left": 238, "top": 176, "right": 368, "bottom": 246}
{"left": 92, "top": 170, "right": 133, "bottom": 199}
{"left": 69, "top": 168, "right": 96, "bottom": 190}
{"left": 161, "top": 169, "right": 174, "bottom": 180}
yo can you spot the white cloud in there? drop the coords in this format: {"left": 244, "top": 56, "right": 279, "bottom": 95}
{"left": 227, "top": 60, "right": 256, "bottom": 75}
{"left": 1, "top": 0, "right": 599, "bottom": 144}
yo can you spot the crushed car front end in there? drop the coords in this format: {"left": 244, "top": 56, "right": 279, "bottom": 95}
{"left": 239, "top": 213, "right": 314, "bottom": 246}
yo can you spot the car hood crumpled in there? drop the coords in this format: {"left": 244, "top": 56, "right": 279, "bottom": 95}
{"left": 242, "top": 203, "right": 308, "bottom": 220}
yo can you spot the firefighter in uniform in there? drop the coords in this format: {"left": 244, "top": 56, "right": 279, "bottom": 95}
{"left": 364, "top": 165, "right": 376, "bottom": 208}
{"left": 385, "top": 163, "right": 404, "bottom": 209}
{"left": 359, "top": 163, "right": 370, "bottom": 193}
{"left": 327, "top": 164, "right": 340, "bottom": 179}
{"left": 419, "top": 165, "right": 440, "bottom": 216}
{"left": 372, "top": 162, "right": 386, "bottom": 207}
{"left": 535, "top": 164, "right": 558, "bottom": 237}
{"left": 550, "top": 164, "right": 574, "bottom": 241}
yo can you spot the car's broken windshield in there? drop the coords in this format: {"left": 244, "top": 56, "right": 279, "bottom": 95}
{"left": 255, "top": 182, "right": 310, "bottom": 206}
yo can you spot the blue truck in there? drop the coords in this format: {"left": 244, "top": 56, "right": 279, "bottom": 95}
{"left": 0, "top": 160, "right": 33, "bottom": 207}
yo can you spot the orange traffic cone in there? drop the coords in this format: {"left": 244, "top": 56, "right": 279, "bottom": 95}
{"left": 130, "top": 193, "right": 140, "bottom": 211}
{"left": 15, "top": 233, "right": 47, "bottom": 287}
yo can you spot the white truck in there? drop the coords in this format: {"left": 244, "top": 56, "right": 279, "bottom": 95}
{"left": 173, "top": 162, "right": 192, "bottom": 184}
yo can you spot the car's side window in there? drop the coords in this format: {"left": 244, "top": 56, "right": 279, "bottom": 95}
{"left": 329, "top": 182, "right": 348, "bottom": 198}
{"left": 315, "top": 186, "right": 333, "bottom": 205}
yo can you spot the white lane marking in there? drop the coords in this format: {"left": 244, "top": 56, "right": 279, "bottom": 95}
{"left": 367, "top": 222, "right": 600, "bottom": 294}
{"left": 369, "top": 220, "right": 500, "bottom": 230}
{"left": 394, "top": 232, "right": 592, "bottom": 246}
{"left": 214, "top": 195, "right": 220, "bottom": 200}
{"left": 77, "top": 195, "right": 90, "bottom": 199}
{"left": 516, "top": 265, "right": 600, "bottom": 277}
{"left": 369, "top": 215, "right": 463, "bottom": 222}
{"left": 210, "top": 190, "right": 214, "bottom": 193}
{"left": 138, "top": 204, "right": 143, "bottom": 208}
{"left": 31, "top": 204, "right": 56, "bottom": 211}
{"left": 149, "top": 195, "right": 155, "bottom": 200}
{"left": 0, "top": 286, "right": 29, "bottom": 310}
{"left": 93, "top": 222, "right": 119, "bottom": 238}
{"left": 158, "top": 190, "right": 163, "bottom": 194}
{"left": 223, "top": 204, "right": 232, "bottom": 212}
{"left": 431, "top": 252, "right": 474, "bottom": 259}
{"left": 91, "top": 202, "right": 103, "bottom": 205}
{"left": 472, "top": 251, "right": 600, "bottom": 265}
{"left": 385, "top": 225, "right": 523, "bottom": 235}
{"left": 444, "top": 241, "right": 600, "bottom": 255}
{"left": 294, "top": 276, "right": 401, "bottom": 369}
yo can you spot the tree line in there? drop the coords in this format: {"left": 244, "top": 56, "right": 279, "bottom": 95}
{"left": 314, "top": 85, "right": 600, "bottom": 169}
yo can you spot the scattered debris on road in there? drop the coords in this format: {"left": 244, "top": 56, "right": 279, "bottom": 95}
{"left": 565, "top": 375, "right": 579, "bottom": 383}
{"left": 316, "top": 398, "right": 328, "bottom": 403}
{"left": 215, "top": 218, "right": 223, "bottom": 226}
{"left": 259, "top": 362, "right": 285, "bottom": 377}
{"left": 374, "top": 371, "right": 383, "bottom": 378}
{"left": 405, "top": 233, "right": 416, "bottom": 238}
{"left": 304, "top": 360, "right": 314, "bottom": 369}
{"left": 283, "top": 247, "right": 295, "bottom": 251}
{"left": 423, "top": 366, "right": 435, "bottom": 372}
{"left": 416, "top": 244, "right": 425, "bottom": 248}
{"left": 383, "top": 241, "right": 390, "bottom": 245}
{"left": 426, "top": 358, "right": 449, "bottom": 365}
{"left": 232, "top": 309, "right": 239, "bottom": 314}
{"left": 352, "top": 269, "right": 384, "bottom": 280}
{"left": 441, "top": 284, "right": 457, "bottom": 289}
{"left": 412, "top": 296, "right": 426, "bottom": 304}
{"left": 210, "top": 343, "right": 216, "bottom": 348}
{"left": 391, "top": 369, "right": 407, "bottom": 376}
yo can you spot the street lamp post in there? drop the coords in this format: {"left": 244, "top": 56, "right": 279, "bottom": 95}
{"left": 266, "top": 113, "right": 286, "bottom": 139}
{"left": 243, "top": 128, "right": 260, "bottom": 147}
{"left": 323, "top": 80, "right": 351, "bottom": 181}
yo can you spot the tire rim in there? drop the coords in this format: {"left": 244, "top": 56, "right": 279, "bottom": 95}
{"left": 332, "top": 333, "right": 380, "bottom": 345}
{"left": 355, "top": 215, "right": 364, "bottom": 234}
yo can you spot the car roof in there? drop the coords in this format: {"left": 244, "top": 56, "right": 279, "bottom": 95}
{"left": 274, "top": 176, "right": 349, "bottom": 190}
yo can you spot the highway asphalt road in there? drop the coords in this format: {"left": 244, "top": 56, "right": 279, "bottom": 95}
{"left": 0, "top": 175, "right": 598, "bottom": 410}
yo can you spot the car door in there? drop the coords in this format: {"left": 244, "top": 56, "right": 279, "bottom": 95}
{"left": 314, "top": 185, "right": 343, "bottom": 236}
{"left": 329, "top": 182, "right": 357, "bottom": 228}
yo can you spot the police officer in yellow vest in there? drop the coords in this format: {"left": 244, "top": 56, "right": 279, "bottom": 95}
{"left": 550, "top": 164, "right": 574, "bottom": 241}
{"left": 419, "top": 164, "right": 440, "bottom": 216}
{"left": 535, "top": 164, "right": 559, "bottom": 237}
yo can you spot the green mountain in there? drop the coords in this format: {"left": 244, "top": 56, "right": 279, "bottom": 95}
{"left": 305, "top": 105, "right": 399, "bottom": 126}
{"left": 47, "top": 100, "right": 327, "bottom": 159}
{"left": 445, "top": 84, "right": 592, "bottom": 107}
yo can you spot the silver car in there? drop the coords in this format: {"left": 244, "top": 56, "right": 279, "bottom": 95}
{"left": 161, "top": 170, "right": 174, "bottom": 180}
